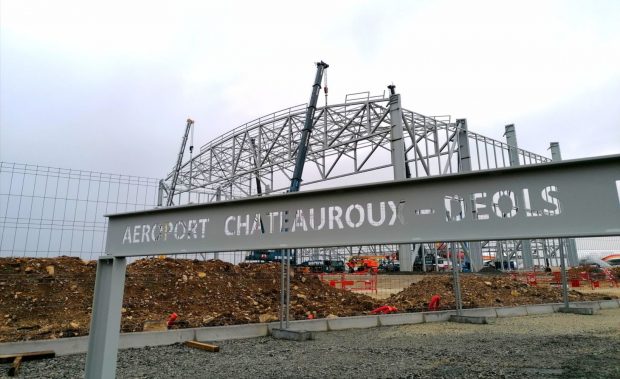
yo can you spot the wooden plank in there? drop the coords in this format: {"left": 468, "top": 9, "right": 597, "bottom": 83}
{"left": 8, "top": 356, "right": 22, "bottom": 377}
{"left": 0, "top": 350, "right": 55, "bottom": 363}
{"left": 184, "top": 340, "right": 220, "bottom": 352}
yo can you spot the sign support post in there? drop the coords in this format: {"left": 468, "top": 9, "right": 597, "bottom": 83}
{"left": 85, "top": 256, "right": 127, "bottom": 379}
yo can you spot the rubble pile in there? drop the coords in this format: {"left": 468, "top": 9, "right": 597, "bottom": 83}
{"left": 0, "top": 257, "right": 616, "bottom": 343}
{"left": 0, "top": 257, "right": 378, "bottom": 342}
{"left": 121, "top": 258, "right": 379, "bottom": 333}
{"left": 0, "top": 257, "right": 96, "bottom": 342}
{"left": 387, "top": 274, "right": 614, "bottom": 312}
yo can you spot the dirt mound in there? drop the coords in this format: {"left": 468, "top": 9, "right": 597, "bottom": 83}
{"left": 0, "top": 257, "right": 379, "bottom": 342}
{"left": 0, "top": 257, "right": 96, "bottom": 342}
{"left": 122, "top": 258, "right": 379, "bottom": 333}
{"left": 1, "top": 257, "right": 617, "bottom": 344}
{"left": 386, "top": 274, "right": 614, "bottom": 312}
{"left": 478, "top": 266, "right": 506, "bottom": 275}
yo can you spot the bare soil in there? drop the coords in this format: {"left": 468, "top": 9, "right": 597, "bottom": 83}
{"left": 0, "top": 257, "right": 616, "bottom": 343}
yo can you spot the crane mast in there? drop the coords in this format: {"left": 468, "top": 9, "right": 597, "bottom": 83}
{"left": 167, "top": 118, "right": 194, "bottom": 206}
{"left": 289, "top": 61, "right": 329, "bottom": 193}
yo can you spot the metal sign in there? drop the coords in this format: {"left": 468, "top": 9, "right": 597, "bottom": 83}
{"left": 105, "top": 155, "right": 620, "bottom": 257}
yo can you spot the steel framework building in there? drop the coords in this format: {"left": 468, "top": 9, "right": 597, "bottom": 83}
{"left": 161, "top": 90, "right": 578, "bottom": 271}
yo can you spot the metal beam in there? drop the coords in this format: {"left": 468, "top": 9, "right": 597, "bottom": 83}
{"left": 505, "top": 124, "right": 534, "bottom": 269}
{"left": 388, "top": 85, "right": 413, "bottom": 272}
{"left": 550, "top": 142, "right": 562, "bottom": 161}
{"left": 85, "top": 256, "right": 127, "bottom": 379}
{"left": 550, "top": 142, "right": 579, "bottom": 266}
{"left": 457, "top": 119, "right": 483, "bottom": 272}
{"left": 104, "top": 155, "right": 620, "bottom": 257}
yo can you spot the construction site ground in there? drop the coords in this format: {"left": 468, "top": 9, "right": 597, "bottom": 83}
{"left": 1, "top": 257, "right": 617, "bottom": 343}
{"left": 5, "top": 309, "right": 620, "bottom": 378}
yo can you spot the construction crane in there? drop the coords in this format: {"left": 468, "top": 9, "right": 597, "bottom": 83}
{"left": 250, "top": 138, "right": 265, "bottom": 234}
{"left": 167, "top": 118, "right": 194, "bottom": 206}
{"left": 289, "top": 61, "right": 329, "bottom": 193}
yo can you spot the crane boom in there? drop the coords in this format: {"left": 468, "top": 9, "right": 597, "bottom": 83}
{"left": 167, "top": 118, "right": 194, "bottom": 206}
{"left": 289, "top": 61, "right": 328, "bottom": 193}
{"left": 250, "top": 138, "right": 265, "bottom": 233}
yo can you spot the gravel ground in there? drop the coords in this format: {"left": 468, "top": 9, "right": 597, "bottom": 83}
{"left": 3, "top": 308, "right": 620, "bottom": 379}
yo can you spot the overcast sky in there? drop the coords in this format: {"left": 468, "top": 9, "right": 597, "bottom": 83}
{"left": 1, "top": 0, "right": 619, "bottom": 179}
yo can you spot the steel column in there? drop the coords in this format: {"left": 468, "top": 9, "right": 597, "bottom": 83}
{"left": 550, "top": 142, "right": 562, "bottom": 161}
{"left": 550, "top": 142, "right": 579, "bottom": 266}
{"left": 157, "top": 180, "right": 164, "bottom": 207}
{"left": 505, "top": 124, "right": 534, "bottom": 269}
{"left": 85, "top": 256, "right": 127, "bottom": 379}
{"left": 457, "top": 119, "right": 483, "bottom": 272}
{"left": 388, "top": 86, "right": 413, "bottom": 271}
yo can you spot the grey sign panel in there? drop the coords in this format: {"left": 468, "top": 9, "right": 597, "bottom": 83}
{"left": 105, "top": 155, "right": 620, "bottom": 257}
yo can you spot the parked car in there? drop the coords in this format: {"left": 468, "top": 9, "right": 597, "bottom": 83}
{"left": 299, "top": 259, "right": 345, "bottom": 273}
{"left": 602, "top": 254, "right": 620, "bottom": 266}
{"left": 379, "top": 259, "right": 400, "bottom": 272}
{"left": 413, "top": 255, "right": 448, "bottom": 272}
{"left": 579, "top": 258, "right": 611, "bottom": 268}
{"left": 483, "top": 260, "right": 517, "bottom": 270}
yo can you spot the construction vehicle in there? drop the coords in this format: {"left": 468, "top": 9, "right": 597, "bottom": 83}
{"left": 161, "top": 118, "right": 195, "bottom": 206}
{"left": 244, "top": 62, "right": 328, "bottom": 265}
{"left": 245, "top": 250, "right": 287, "bottom": 263}
{"left": 346, "top": 256, "right": 383, "bottom": 273}
{"left": 289, "top": 61, "right": 329, "bottom": 193}
{"left": 413, "top": 254, "right": 449, "bottom": 272}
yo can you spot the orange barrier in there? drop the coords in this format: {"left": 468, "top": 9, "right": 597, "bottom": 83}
{"left": 510, "top": 270, "right": 619, "bottom": 290}
{"left": 602, "top": 268, "right": 619, "bottom": 288}
{"left": 318, "top": 272, "right": 378, "bottom": 294}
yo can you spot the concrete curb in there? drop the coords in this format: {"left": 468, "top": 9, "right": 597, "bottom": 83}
{"left": 495, "top": 306, "right": 527, "bottom": 318}
{"left": 327, "top": 315, "right": 379, "bottom": 331}
{"left": 1, "top": 300, "right": 616, "bottom": 356}
{"left": 570, "top": 301, "right": 601, "bottom": 311}
{"left": 271, "top": 328, "right": 312, "bottom": 341}
{"left": 378, "top": 313, "right": 424, "bottom": 326}
{"left": 196, "top": 324, "right": 268, "bottom": 342}
{"left": 459, "top": 308, "right": 498, "bottom": 318}
{"left": 121, "top": 328, "right": 196, "bottom": 350}
{"left": 449, "top": 315, "right": 488, "bottom": 324}
{"left": 558, "top": 307, "right": 597, "bottom": 315}
{"left": 267, "top": 319, "right": 328, "bottom": 333}
{"left": 599, "top": 299, "right": 620, "bottom": 309}
{"left": 525, "top": 304, "right": 556, "bottom": 315}
{"left": 423, "top": 310, "right": 456, "bottom": 323}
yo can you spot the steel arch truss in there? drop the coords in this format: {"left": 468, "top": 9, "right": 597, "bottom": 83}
{"left": 163, "top": 93, "right": 561, "bottom": 268}
{"left": 165, "top": 95, "right": 550, "bottom": 204}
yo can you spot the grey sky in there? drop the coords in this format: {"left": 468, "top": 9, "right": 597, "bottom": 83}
{"left": 1, "top": 0, "right": 619, "bottom": 179}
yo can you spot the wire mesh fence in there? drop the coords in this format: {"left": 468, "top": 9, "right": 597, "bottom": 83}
{"left": 0, "top": 162, "right": 160, "bottom": 260}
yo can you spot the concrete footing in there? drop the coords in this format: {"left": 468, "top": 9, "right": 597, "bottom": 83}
{"left": 558, "top": 307, "right": 597, "bottom": 315}
{"left": 449, "top": 315, "right": 488, "bottom": 324}
{"left": 271, "top": 329, "right": 313, "bottom": 341}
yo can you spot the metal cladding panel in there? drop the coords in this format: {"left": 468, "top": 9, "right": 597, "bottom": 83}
{"left": 105, "top": 155, "right": 620, "bottom": 257}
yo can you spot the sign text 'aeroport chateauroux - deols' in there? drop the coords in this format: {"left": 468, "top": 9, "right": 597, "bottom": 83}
{"left": 105, "top": 155, "right": 620, "bottom": 256}
{"left": 120, "top": 186, "right": 563, "bottom": 245}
